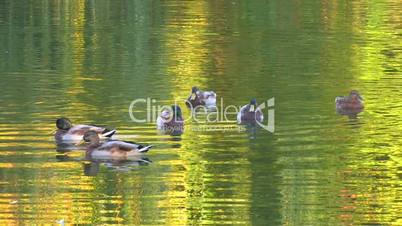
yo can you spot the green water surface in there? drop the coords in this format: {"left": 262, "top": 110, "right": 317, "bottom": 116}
{"left": 0, "top": 1, "right": 401, "bottom": 225}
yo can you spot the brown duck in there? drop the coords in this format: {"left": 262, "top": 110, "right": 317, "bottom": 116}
{"left": 81, "top": 131, "right": 152, "bottom": 159}
{"left": 54, "top": 117, "right": 116, "bottom": 144}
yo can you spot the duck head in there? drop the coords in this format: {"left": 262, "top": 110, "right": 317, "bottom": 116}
{"left": 249, "top": 99, "right": 257, "bottom": 112}
{"left": 172, "top": 105, "right": 182, "bottom": 120}
{"left": 349, "top": 90, "right": 363, "bottom": 102}
{"left": 56, "top": 118, "right": 73, "bottom": 130}
{"left": 83, "top": 130, "right": 100, "bottom": 145}
{"left": 190, "top": 87, "right": 199, "bottom": 100}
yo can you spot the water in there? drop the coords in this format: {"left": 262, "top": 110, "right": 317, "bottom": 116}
{"left": 0, "top": 0, "right": 401, "bottom": 225}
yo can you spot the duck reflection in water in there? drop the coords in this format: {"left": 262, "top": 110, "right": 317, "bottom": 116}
{"left": 156, "top": 135, "right": 182, "bottom": 149}
{"left": 56, "top": 142, "right": 85, "bottom": 153}
{"left": 83, "top": 157, "right": 152, "bottom": 176}
{"left": 241, "top": 123, "right": 260, "bottom": 139}
{"left": 336, "top": 108, "right": 363, "bottom": 119}
{"left": 55, "top": 152, "right": 152, "bottom": 176}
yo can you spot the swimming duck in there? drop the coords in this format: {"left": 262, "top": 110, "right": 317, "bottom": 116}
{"left": 81, "top": 130, "right": 152, "bottom": 159}
{"left": 157, "top": 105, "right": 184, "bottom": 135}
{"left": 186, "top": 86, "right": 216, "bottom": 108}
{"left": 237, "top": 99, "right": 264, "bottom": 124}
{"left": 335, "top": 90, "right": 364, "bottom": 110}
{"left": 54, "top": 117, "right": 116, "bottom": 144}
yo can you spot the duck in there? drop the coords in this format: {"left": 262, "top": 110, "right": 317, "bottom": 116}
{"left": 156, "top": 105, "right": 184, "bottom": 135}
{"left": 81, "top": 130, "right": 152, "bottom": 159}
{"left": 186, "top": 86, "right": 216, "bottom": 108}
{"left": 237, "top": 99, "right": 264, "bottom": 124}
{"left": 335, "top": 90, "right": 364, "bottom": 110}
{"left": 54, "top": 117, "right": 116, "bottom": 144}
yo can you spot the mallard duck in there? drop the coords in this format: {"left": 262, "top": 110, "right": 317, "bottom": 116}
{"left": 54, "top": 117, "right": 116, "bottom": 144}
{"left": 335, "top": 90, "right": 364, "bottom": 110}
{"left": 186, "top": 86, "right": 216, "bottom": 108}
{"left": 82, "top": 131, "right": 152, "bottom": 159}
{"left": 157, "top": 105, "right": 184, "bottom": 135}
{"left": 237, "top": 99, "right": 264, "bottom": 124}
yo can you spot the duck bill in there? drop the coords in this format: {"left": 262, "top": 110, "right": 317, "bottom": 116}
{"left": 249, "top": 105, "right": 255, "bottom": 112}
{"left": 190, "top": 93, "right": 196, "bottom": 100}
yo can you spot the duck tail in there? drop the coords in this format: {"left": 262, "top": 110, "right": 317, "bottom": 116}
{"left": 138, "top": 145, "right": 153, "bottom": 153}
{"left": 101, "top": 129, "right": 116, "bottom": 138}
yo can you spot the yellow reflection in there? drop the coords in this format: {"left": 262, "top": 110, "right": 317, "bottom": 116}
{"left": 162, "top": 1, "right": 210, "bottom": 100}
{"left": 158, "top": 2, "right": 252, "bottom": 225}
{"left": 67, "top": 1, "right": 98, "bottom": 116}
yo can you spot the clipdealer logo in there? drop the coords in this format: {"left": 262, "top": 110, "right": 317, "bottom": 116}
{"left": 128, "top": 98, "right": 275, "bottom": 133}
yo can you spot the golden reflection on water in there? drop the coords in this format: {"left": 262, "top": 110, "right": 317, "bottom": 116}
{"left": 160, "top": 2, "right": 209, "bottom": 223}
{"left": 159, "top": 2, "right": 252, "bottom": 224}
{"left": 162, "top": 1, "right": 210, "bottom": 97}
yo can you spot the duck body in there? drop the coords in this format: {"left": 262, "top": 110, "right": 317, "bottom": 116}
{"left": 87, "top": 141, "right": 151, "bottom": 158}
{"left": 83, "top": 131, "right": 152, "bottom": 160}
{"left": 335, "top": 97, "right": 364, "bottom": 109}
{"left": 237, "top": 99, "right": 264, "bottom": 124}
{"left": 186, "top": 87, "right": 216, "bottom": 108}
{"left": 156, "top": 110, "right": 184, "bottom": 129}
{"left": 157, "top": 105, "right": 184, "bottom": 135}
{"left": 54, "top": 118, "right": 116, "bottom": 144}
{"left": 55, "top": 125, "right": 115, "bottom": 143}
{"left": 335, "top": 91, "right": 364, "bottom": 110}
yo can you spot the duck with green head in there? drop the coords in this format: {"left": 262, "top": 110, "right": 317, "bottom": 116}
{"left": 157, "top": 105, "right": 184, "bottom": 135}
{"left": 81, "top": 130, "right": 152, "bottom": 159}
{"left": 54, "top": 117, "right": 116, "bottom": 144}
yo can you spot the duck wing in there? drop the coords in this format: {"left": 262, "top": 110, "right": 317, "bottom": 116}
{"left": 255, "top": 108, "right": 264, "bottom": 122}
{"left": 69, "top": 125, "right": 116, "bottom": 137}
{"left": 202, "top": 91, "right": 216, "bottom": 98}
{"left": 335, "top": 96, "right": 347, "bottom": 104}
{"left": 100, "top": 128, "right": 116, "bottom": 137}
{"left": 100, "top": 141, "right": 152, "bottom": 153}
{"left": 69, "top": 125, "right": 102, "bottom": 135}
{"left": 237, "top": 105, "right": 249, "bottom": 123}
